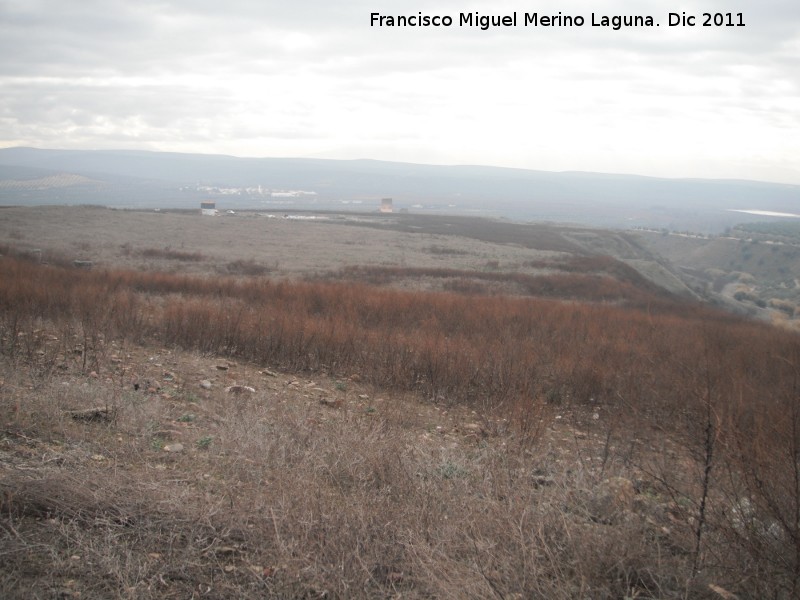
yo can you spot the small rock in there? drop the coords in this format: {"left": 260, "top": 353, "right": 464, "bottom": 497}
{"left": 163, "top": 443, "right": 185, "bottom": 453}
{"left": 261, "top": 369, "right": 278, "bottom": 377}
{"left": 225, "top": 385, "right": 256, "bottom": 395}
{"left": 461, "top": 423, "right": 486, "bottom": 437}
{"left": 199, "top": 380, "right": 212, "bottom": 390}
{"left": 358, "top": 394, "right": 369, "bottom": 400}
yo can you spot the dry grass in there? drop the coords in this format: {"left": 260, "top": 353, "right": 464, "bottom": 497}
{"left": 1, "top": 211, "right": 799, "bottom": 598}
{"left": 0, "top": 351, "right": 705, "bottom": 600}
{"left": 0, "top": 206, "right": 564, "bottom": 278}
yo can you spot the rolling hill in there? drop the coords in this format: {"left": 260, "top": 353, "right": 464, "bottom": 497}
{"left": 1, "top": 147, "right": 798, "bottom": 232}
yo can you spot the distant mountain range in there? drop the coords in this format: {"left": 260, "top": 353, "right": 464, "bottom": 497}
{"left": 1, "top": 147, "right": 798, "bottom": 232}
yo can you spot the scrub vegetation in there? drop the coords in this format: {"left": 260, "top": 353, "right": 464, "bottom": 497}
{"left": 1, "top": 211, "right": 799, "bottom": 599}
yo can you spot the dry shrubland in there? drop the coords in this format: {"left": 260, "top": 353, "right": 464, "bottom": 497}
{"left": 1, "top": 253, "right": 799, "bottom": 599}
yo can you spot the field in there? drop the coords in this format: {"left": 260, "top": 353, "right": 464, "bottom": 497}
{"left": 1, "top": 206, "right": 800, "bottom": 599}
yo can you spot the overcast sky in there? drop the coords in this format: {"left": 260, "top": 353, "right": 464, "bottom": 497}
{"left": 1, "top": 0, "right": 799, "bottom": 184}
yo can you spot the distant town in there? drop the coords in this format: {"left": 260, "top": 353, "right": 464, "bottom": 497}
{"left": 181, "top": 184, "right": 319, "bottom": 198}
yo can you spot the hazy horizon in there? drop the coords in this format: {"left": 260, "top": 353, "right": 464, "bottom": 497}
{"left": 4, "top": 144, "right": 800, "bottom": 188}
{"left": 2, "top": 146, "right": 799, "bottom": 234}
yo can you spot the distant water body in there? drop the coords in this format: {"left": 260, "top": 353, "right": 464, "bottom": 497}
{"left": 728, "top": 209, "right": 800, "bottom": 218}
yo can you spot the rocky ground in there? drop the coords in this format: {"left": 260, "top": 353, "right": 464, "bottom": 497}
{"left": 0, "top": 333, "right": 716, "bottom": 599}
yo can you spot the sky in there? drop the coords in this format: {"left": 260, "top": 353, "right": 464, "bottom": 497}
{"left": 1, "top": 0, "right": 799, "bottom": 184}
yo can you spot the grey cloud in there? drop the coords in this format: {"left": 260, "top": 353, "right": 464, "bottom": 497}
{"left": 1, "top": 0, "right": 797, "bottom": 183}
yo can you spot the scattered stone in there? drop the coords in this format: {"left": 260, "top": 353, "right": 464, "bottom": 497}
{"left": 163, "top": 443, "right": 185, "bottom": 453}
{"left": 261, "top": 369, "right": 278, "bottom": 377}
{"left": 358, "top": 394, "right": 369, "bottom": 400}
{"left": 225, "top": 385, "right": 256, "bottom": 395}
{"left": 199, "top": 380, "right": 212, "bottom": 390}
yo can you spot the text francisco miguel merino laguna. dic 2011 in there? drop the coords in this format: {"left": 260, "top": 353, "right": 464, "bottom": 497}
{"left": 369, "top": 12, "right": 746, "bottom": 31}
